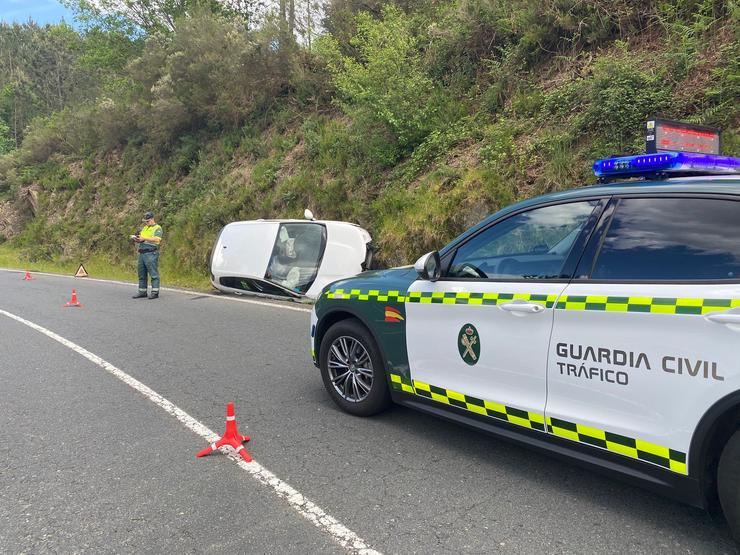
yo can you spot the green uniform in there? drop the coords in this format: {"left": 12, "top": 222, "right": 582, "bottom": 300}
{"left": 137, "top": 224, "right": 163, "bottom": 294}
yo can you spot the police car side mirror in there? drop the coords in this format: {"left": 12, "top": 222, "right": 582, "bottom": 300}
{"left": 414, "top": 251, "right": 441, "bottom": 282}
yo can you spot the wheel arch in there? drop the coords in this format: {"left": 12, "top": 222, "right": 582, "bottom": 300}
{"left": 690, "top": 391, "right": 740, "bottom": 506}
{"left": 315, "top": 307, "right": 387, "bottom": 372}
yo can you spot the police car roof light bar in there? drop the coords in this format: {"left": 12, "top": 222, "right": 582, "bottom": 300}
{"left": 593, "top": 152, "right": 740, "bottom": 182}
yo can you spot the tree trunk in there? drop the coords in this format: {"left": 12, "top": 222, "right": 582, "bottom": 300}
{"left": 306, "top": 0, "right": 313, "bottom": 51}
{"left": 279, "top": 0, "right": 288, "bottom": 45}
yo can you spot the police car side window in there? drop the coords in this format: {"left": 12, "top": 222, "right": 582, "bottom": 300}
{"left": 592, "top": 197, "right": 740, "bottom": 281}
{"left": 448, "top": 201, "right": 598, "bottom": 280}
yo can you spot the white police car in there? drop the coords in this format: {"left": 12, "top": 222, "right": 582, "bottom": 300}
{"left": 310, "top": 139, "right": 740, "bottom": 539}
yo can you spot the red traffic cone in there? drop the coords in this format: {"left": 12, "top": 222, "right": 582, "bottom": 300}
{"left": 63, "top": 289, "right": 82, "bottom": 308}
{"left": 23, "top": 271, "right": 34, "bottom": 281}
{"left": 196, "top": 402, "right": 252, "bottom": 462}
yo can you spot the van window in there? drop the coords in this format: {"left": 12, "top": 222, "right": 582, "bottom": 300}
{"left": 265, "top": 223, "right": 327, "bottom": 293}
{"left": 591, "top": 197, "right": 740, "bottom": 281}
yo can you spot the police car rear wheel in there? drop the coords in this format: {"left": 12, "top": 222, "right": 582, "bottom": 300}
{"left": 718, "top": 428, "right": 740, "bottom": 541}
{"left": 320, "top": 319, "right": 391, "bottom": 416}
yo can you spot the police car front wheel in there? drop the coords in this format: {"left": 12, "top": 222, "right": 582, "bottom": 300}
{"left": 319, "top": 319, "right": 391, "bottom": 417}
{"left": 718, "top": 428, "right": 740, "bottom": 541}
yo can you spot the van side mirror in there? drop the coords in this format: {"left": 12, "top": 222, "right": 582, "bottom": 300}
{"left": 414, "top": 251, "right": 441, "bottom": 282}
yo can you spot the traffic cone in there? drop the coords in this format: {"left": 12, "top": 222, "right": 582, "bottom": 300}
{"left": 196, "top": 402, "right": 252, "bottom": 462}
{"left": 63, "top": 289, "right": 82, "bottom": 308}
{"left": 23, "top": 271, "right": 34, "bottom": 280}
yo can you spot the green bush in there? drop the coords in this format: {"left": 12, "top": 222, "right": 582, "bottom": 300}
{"left": 0, "top": 119, "right": 13, "bottom": 155}
{"left": 13, "top": 219, "right": 62, "bottom": 261}
{"left": 542, "top": 47, "right": 672, "bottom": 154}
{"left": 317, "top": 5, "right": 447, "bottom": 153}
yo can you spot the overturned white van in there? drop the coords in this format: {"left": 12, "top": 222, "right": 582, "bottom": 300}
{"left": 210, "top": 216, "right": 373, "bottom": 300}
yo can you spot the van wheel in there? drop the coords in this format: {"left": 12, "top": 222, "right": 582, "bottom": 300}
{"left": 319, "top": 319, "right": 391, "bottom": 417}
{"left": 718, "top": 429, "right": 740, "bottom": 541}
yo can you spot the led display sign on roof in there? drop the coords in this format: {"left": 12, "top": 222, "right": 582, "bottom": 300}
{"left": 646, "top": 119, "right": 720, "bottom": 155}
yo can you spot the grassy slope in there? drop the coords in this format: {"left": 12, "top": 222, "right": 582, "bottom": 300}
{"left": 1, "top": 13, "right": 738, "bottom": 287}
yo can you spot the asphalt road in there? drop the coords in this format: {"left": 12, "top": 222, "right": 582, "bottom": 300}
{"left": 0, "top": 269, "right": 737, "bottom": 554}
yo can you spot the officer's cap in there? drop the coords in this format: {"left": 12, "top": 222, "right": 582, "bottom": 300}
{"left": 143, "top": 211, "right": 154, "bottom": 221}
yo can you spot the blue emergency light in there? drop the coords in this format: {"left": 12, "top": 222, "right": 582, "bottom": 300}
{"left": 593, "top": 152, "right": 740, "bottom": 181}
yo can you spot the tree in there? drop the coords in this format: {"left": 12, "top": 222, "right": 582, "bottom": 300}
{"left": 125, "top": 9, "right": 294, "bottom": 144}
{"left": 292, "top": 0, "right": 326, "bottom": 50}
{"left": 64, "top": 0, "right": 265, "bottom": 33}
{"left": 0, "top": 22, "right": 90, "bottom": 148}
{"left": 318, "top": 5, "right": 442, "bottom": 150}
{"left": 0, "top": 118, "right": 13, "bottom": 154}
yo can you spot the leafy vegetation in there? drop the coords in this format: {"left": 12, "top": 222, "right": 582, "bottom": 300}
{"left": 0, "top": 0, "right": 737, "bottom": 284}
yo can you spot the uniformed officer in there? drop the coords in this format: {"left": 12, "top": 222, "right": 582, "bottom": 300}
{"left": 132, "top": 211, "right": 163, "bottom": 299}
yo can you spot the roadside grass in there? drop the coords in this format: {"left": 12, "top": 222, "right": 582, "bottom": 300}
{"left": 0, "top": 244, "right": 213, "bottom": 291}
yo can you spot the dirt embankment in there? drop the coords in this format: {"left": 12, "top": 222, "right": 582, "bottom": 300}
{"left": 0, "top": 183, "right": 39, "bottom": 240}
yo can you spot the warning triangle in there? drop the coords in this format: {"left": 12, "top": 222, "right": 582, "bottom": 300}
{"left": 75, "top": 264, "right": 89, "bottom": 278}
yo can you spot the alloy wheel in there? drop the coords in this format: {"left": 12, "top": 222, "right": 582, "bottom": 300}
{"left": 327, "top": 336, "right": 374, "bottom": 403}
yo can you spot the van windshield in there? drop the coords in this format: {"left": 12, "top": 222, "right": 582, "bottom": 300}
{"left": 265, "top": 223, "right": 327, "bottom": 294}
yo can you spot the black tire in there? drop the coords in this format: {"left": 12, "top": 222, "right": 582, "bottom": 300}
{"left": 718, "top": 428, "right": 740, "bottom": 541}
{"left": 319, "top": 319, "right": 392, "bottom": 416}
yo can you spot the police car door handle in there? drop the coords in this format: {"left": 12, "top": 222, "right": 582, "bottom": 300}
{"left": 499, "top": 302, "right": 545, "bottom": 314}
{"left": 705, "top": 312, "right": 740, "bottom": 325}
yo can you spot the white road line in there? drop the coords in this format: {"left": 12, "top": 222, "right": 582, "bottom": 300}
{"left": 0, "top": 308, "right": 380, "bottom": 555}
{"left": 0, "top": 268, "right": 311, "bottom": 313}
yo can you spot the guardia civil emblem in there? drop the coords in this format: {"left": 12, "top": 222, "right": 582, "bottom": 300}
{"left": 458, "top": 323, "right": 480, "bottom": 366}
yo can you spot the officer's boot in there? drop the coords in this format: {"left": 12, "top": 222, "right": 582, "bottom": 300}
{"left": 148, "top": 291, "right": 159, "bottom": 299}
{"left": 132, "top": 291, "right": 147, "bottom": 299}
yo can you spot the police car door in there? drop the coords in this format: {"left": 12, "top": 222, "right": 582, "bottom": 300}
{"left": 546, "top": 195, "right": 740, "bottom": 475}
{"left": 405, "top": 200, "right": 603, "bottom": 432}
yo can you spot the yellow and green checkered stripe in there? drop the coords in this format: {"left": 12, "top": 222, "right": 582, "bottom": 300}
{"left": 325, "top": 289, "right": 739, "bottom": 315}
{"left": 547, "top": 416, "right": 687, "bottom": 474}
{"left": 389, "top": 373, "right": 546, "bottom": 432}
{"left": 405, "top": 291, "right": 559, "bottom": 306}
{"left": 326, "top": 289, "right": 407, "bottom": 302}
{"left": 389, "top": 373, "right": 687, "bottom": 474}
{"left": 390, "top": 373, "right": 415, "bottom": 394}
{"left": 556, "top": 295, "right": 740, "bottom": 315}
{"left": 326, "top": 289, "right": 557, "bottom": 306}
